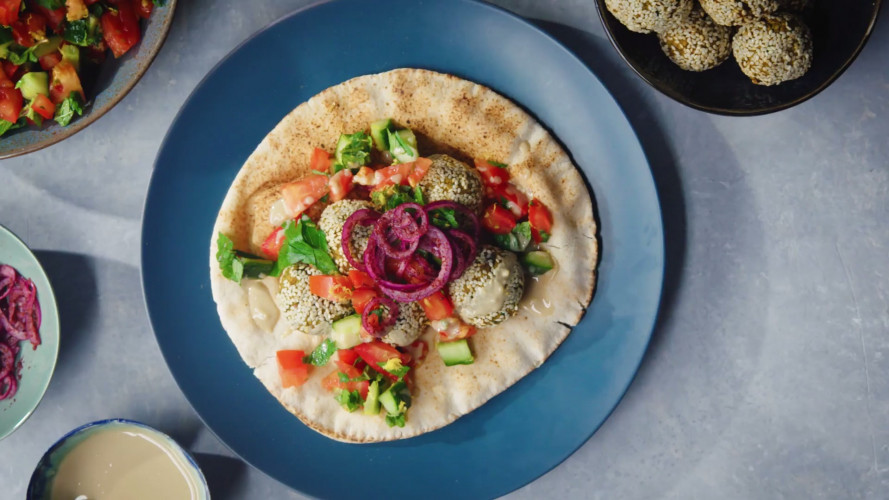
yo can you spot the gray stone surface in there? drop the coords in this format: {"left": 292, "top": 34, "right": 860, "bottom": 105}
{"left": 1, "top": 0, "right": 887, "bottom": 498}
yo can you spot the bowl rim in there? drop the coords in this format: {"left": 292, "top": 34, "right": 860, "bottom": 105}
{"left": 26, "top": 418, "right": 210, "bottom": 499}
{"left": 0, "top": 0, "right": 179, "bottom": 160}
{"left": 0, "top": 224, "right": 60, "bottom": 442}
{"left": 594, "top": 0, "right": 885, "bottom": 116}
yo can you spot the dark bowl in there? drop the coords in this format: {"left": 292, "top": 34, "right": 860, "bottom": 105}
{"left": 0, "top": 1, "right": 177, "bottom": 159}
{"left": 595, "top": 0, "right": 883, "bottom": 115}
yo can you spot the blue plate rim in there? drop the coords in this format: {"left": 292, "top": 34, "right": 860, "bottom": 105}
{"left": 140, "top": 0, "right": 666, "bottom": 497}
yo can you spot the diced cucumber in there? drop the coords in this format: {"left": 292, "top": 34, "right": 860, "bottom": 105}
{"left": 521, "top": 250, "right": 555, "bottom": 276}
{"left": 330, "top": 314, "right": 363, "bottom": 349}
{"left": 335, "top": 132, "right": 373, "bottom": 169}
{"left": 15, "top": 72, "right": 48, "bottom": 101}
{"left": 437, "top": 339, "right": 474, "bottom": 366}
{"left": 379, "top": 387, "right": 400, "bottom": 415}
{"left": 364, "top": 380, "right": 380, "bottom": 415}
{"left": 32, "top": 36, "right": 62, "bottom": 59}
{"left": 60, "top": 44, "right": 80, "bottom": 71}
{"left": 370, "top": 118, "right": 393, "bottom": 151}
{"left": 387, "top": 129, "right": 418, "bottom": 163}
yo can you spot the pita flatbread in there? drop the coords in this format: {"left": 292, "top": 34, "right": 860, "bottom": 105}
{"left": 209, "top": 68, "right": 597, "bottom": 442}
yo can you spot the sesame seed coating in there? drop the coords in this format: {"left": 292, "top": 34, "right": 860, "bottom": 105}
{"left": 659, "top": 7, "right": 732, "bottom": 71}
{"left": 380, "top": 300, "right": 429, "bottom": 347}
{"left": 417, "top": 154, "right": 484, "bottom": 214}
{"left": 448, "top": 245, "right": 524, "bottom": 328}
{"left": 277, "top": 263, "right": 354, "bottom": 335}
{"left": 733, "top": 12, "right": 813, "bottom": 86}
{"left": 605, "top": 0, "right": 694, "bottom": 34}
{"left": 699, "top": 0, "right": 780, "bottom": 26}
{"left": 319, "top": 199, "right": 374, "bottom": 273}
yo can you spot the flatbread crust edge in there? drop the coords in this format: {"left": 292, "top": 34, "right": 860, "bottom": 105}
{"left": 209, "top": 68, "right": 598, "bottom": 443}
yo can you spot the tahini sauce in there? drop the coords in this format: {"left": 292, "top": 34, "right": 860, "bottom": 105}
{"left": 50, "top": 423, "right": 205, "bottom": 500}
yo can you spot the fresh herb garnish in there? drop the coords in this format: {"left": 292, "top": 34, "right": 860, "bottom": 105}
{"left": 413, "top": 185, "right": 425, "bottom": 205}
{"left": 271, "top": 216, "right": 338, "bottom": 276}
{"left": 337, "top": 371, "right": 370, "bottom": 383}
{"left": 335, "top": 131, "right": 373, "bottom": 169}
{"left": 0, "top": 119, "right": 15, "bottom": 137}
{"left": 310, "top": 169, "right": 329, "bottom": 177}
{"left": 335, "top": 389, "right": 363, "bottom": 412}
{"left": 19, "top": 101, "right": 42, "bottom": 127}
{"left": 429, "top": 207, "right": 459, "bottom": 229}
{"left": 7, "top": 45, "right": 38, "bottom": 65}
{"left": 36, "top": 0, "right": 65, "bottom": 9}
{"left": 304, "top": 339, "right": 337, "bottom": 366}
{"left": 215, "top": 233, "right": 274, "bottom": 283}
{"left": 378, "top": 358, "right": 410, "bottom": 379}
{"left": 54, "top": 92, "right": 84, "bottom": 127}
{"left": 371, "top": 184, "right": 425, "bottom": 211}
{"left": 385, "top": 413, "right": 406, "bottom": 427}
{"left": 488, "top": 160, "right": 508, "bottom": 168}
{"left": 152, "top": 0, "right": 168, "bottom": 6}
{"left": 493, "top": 221, "right": 532, "bottom": 252}
{"left": 62, "top": 16, "right": 102, "bottom": 47}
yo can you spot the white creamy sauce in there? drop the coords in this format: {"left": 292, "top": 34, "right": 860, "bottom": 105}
{"left": 50, "top": 424, "right": 204, "bottom": 500}
{"left": 268, "top": 198, "right": 289, "bottom": 226}
{"left": 245, "top": 278, "right": 279, "bottom": 332}
{"left": 521, "top": 261, "right": 558, "bottom": 318}
{"left": 463, "top": 267, "right": 512, "bottom": 318}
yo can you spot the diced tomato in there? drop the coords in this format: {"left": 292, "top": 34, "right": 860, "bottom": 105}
{"left": 38, "top": 51, "right": 62, "bottom": 71}
{"left": 33, "top": 4, "right": 65, "bottom": 31}
{"left": 134, "top": 0, "right": 153, "bottom": 19}
{"left": 353, "top": 166, "right": 375, "bottom": 186}
{"left": 350, "top": 287, "right": 378, "bottom": 314}
{"left": 101, "top": 0, "right": 141, "bottom": 58}
{"left": 0, "top": 0, "right": 21, "bottom": 26}
{"left": 334, "top": 357, "right": 362, "bottom": 378}
{"left": 84, "top": 44, "right": 107, "bottom": 65}
{"left": 432, "top": 316, "right": 477, "bottom": 341}
{"left": 261, "top": 226, "right": 285, "bottom": 260}
{"left": 11, "top": 11, "right": 46, "bottom": 47}
{"left": 308, "top": 275, "right": 353, "bottom": 302}
{"left": 482, "top": 204, "right": 517, "bottom": 235}
{"left": 0, "top": 87, "right": 23, "bottom": 123}
{"left": 486, "top": 183, "right": 529, "bottom": 218}
{"left": 303, "top": 147, "right": 330, "bottom": 173}
{"left": 419, "top": 291, "right": 454, "bottom": 321}
{"left": 328, "top": 168, "right": 353, "bottom": 202}
{"left": 30, "top": 93, "right": 54, "bottom": 120}
{"left": 321, "top": 371, "right": 369, "bottom": 400}
{"left": 276, "top": 350, "right": 310, "bottom": 388}
{"left": 84, "top": 0, "right": 100, "bottom": 5}
{"left": 371, "top": 157, "right": 432, "bottom": 190}
{"left": 336, "top": 348, "right": 361, "bottom": 368}
{"left": 347, "top": 270, "right": 375, "bottom": 289}
{"left": 49, "top": 61, "right": 84, "bottom": 104}
{"left": 11, "top": 20, "right": 33, "bottom": 47}
{"left": 529, "top": 199, "right": 554, "bottom": 243}
{"left": 0, "top": 70, "right": 12, "bottom": 89}
{"left": 474, "top": 159, "right": 510, "bottom": 188}
{"left": 407, "top": 339, "right": 429, "bottom": 364}
{"left": 1, "top": 61, "right": 18, "bottom": 80}
{"left": 280, "top": 174, "right": 329, "bottom": 218}
{"left": 353, "top": 341, "right": 410, "bottom": 381}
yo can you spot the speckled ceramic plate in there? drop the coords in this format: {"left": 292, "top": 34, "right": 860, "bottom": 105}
{"left": 0, "top": 0, "right": 178, "bottom": 159}
{"left": 142, "top": 0, "right": 664, "bottom": 498}
{"left": 0, "top": 225, "right": 59, "bottom": 441}
{"left": 596, "top": 0, "right": 883, "bottom": 115}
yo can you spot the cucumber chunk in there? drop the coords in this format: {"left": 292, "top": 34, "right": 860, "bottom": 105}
{"left": 15, "top": 72, "right": 48, "bottom": 101}
{"left": 379, "top": 387, "right": 399, "bottom": 415}
{"left": 331, "top": 314, "right": 363, "bottom": 349}
{"left": 370, "top": 118, "right": 393, "bottom": 151}
{"left": 387, "top": 128, "right": 418, "bottom": 163}
{"left": 437, "top": 339, "right": 474, "bottom": 366}
{"left": 521, "top": 250, "right": 555, "bottom": 276}
{"left": 364, "top": 380, "right": 380, "bottom": 415}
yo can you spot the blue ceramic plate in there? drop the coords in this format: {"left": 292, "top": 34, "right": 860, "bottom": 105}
{"left": 142, "top": 1, "right": 663, "bottom": 498}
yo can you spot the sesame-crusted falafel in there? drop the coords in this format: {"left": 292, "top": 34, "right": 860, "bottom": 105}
{"left": 604, "top": 0, "right": 694, "bottom": 34}
{"left": 699, "top": 0, "right": 780, "bottom": 26}
{"left": 319, "top": 199, "right": 374, "bottom": 272}
{"left": 417, "top": 154, "right": 484, "bottom": 214}
{"left": 448, "top": 246, "right": 524, "bottom": 328}
{"left": 380, "top": 300, "right": 428, "bottom": 347}
{"left": 277, "top": 264, "right": 354, "bottom": 335}
{"left": 659, "top": 7, "right": 732, "bottom": 71}
{"left": 733, "top": 12, "right": 813, "bottom": 86}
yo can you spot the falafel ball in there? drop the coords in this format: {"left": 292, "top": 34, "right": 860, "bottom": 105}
{"left": 604, "top": 0, "right": 694, "bottom": 34}
{"left": 319, "top": 199, "right": 374, "bottom": 272}
{"left": 417, "top": 154, "right": 484, "bottom": 214}
{"left": 698, "top": 0, "right": 779, "bottom": 26}
{"left": 659, "top": 7, "right": 733, "bottom": 71}
{"left": 448, "top": 245, "right": 524, "bottom": 328}
{"left": 380, "top": 300, "right": 429, "bottom": 347}
{"left": 732, "top": 12, "right": 813, "bottom": 86}
{"left": 277, "top": 263, "right": 354, "bottom": 335}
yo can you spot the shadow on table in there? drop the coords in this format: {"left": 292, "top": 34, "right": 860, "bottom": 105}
{"left": 32, "top": 251, "right": 99, "bottom": 375}
{"left": 191, "top": 453, "right": 247, "bottom": 500}
{"left": 532, "top": 20, "right": 687, "bottom": 339}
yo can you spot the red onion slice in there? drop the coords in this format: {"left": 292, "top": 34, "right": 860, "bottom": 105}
{"left": 342, "top": 209, "right": 381, "bottom": 271}
{"left": 361, "top": 296, "right": 400, "bottom": 337}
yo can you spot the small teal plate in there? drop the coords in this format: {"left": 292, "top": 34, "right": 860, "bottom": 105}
{"left": 0, "top": 225, "right": 59, "bottom": 441}
{"left": 142, "top": 0, "right": 664, "bottom": 498}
